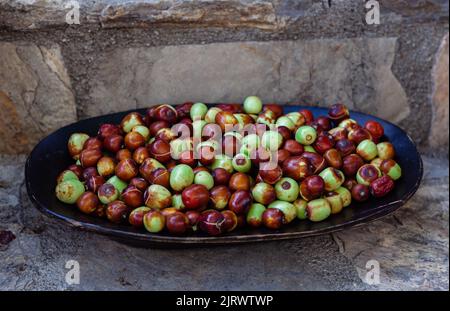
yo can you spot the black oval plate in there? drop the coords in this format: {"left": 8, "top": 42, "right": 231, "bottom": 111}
{"left": 25, "top": 106, "right": 423, "bottom": 246}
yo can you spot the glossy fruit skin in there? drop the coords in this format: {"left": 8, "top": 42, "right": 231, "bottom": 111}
{"left": 124, "top": 131, "right": 145, "bottom": 151}
{"left": 343, "top": 178, "right": 358, "bottom": 191}
{"left": 97, "top": 156, "right": 116, "bottom": 177}
{"left": 299, "top": 109, "right": 314, "bottom": 124}
{"left": 314, "top": 116, "right": 332, "bottom": 132}
{"left": 261, "top": 131, "right": 283, "bottom": 152}
{"left": 170, "top": 164, "right": 194, "bottom": 192}
{"left": 306, "top": 198, "right": 331, "bottom": 222}
{"left": 293, "top": 199, "right": 308, "bottom": 220}
{"left": 243, "top": 96, "right": 263, "bottom": 114}
{"left": 295, "top": 125, "right": 317, "bottom": 145}
{"left": 229, "top": 172, "right": 251, "bottom": 191}
{"left": 313, "top": 134, "right": 335, "bottom": 154}
{"left": 232, "top": 153, "right": 252, "bottom": 173}
{"left": 116, "top": 148, "right": 132, "bottom": 162}
{"left": 141, "top": 209, "right": 165, "bottom": 232}
{"left": 190, "top": 102, "right": 208, "bottom": 120}
{"left": 380, "top": 159, "right": 402, "bottom": 180}
{"left": 106, "top": 201, "right": 129, "bottom": 224}
{"left": 262, "top": 208, "right": 285, "bottom": 229}
{"left": 160, "top": 207, "right": 179, "bottom": 219}
{"left": 209, "top": 185, "right": 231, "bottom": 210}
{"left": 323, "top": 148, "right": 342, "bottom": 169}
{"left": 246, "top": 203, "right": 266, "bottom": 227}
{"left": 146, "top": 168, "right": 170, "bottom": 189}
{"left": 121, "top": 185, "right": 144, "bottom": 208}
{"left": 154, "top": 104, "right": 178, "bottom": 124}
{"left": 86, "top": 175, "right": 105, "bottom": 193}
{"left": 166, "top": 212, "right": 190, "bottom": 235}
{"left": 222, "top": 135, "right": 241, "bottom": 157}
{"left": 324, "top": 192, "right": 343, "bottom": 214}
{"left": 329, "top": 127, "right": 348, "bottom": 141}
{"left": 276, "top": 117, "right": 296, "bottom": 132}
{"left": 221, "top": 210, "right": 238, "bottom": 232}
{"left": 212, "top": 168, "right": 231, "bottom": 186}
{"left": 55, "top": 179, "right": 85, "bottom": 204}
{"left": 319, "top": 167, "right": 345, "bottom": 191}
{"left": 148, "top": 139, "right": 171, "bottom": 163}
{"left": 106, "top": 175, "right": 128, "bottom": 193}
{"left": 283, "top": 139, "right": 304, "bottom": 156}
{"left": 98, "top": 124, "right": 121, "bottom": 140}
{"left": 129, "top": 177, "right": 149, "bottom": 192}
{"left": 285, "top": 112, "right": 305, "bottom": 129}
{"left": 121, "top": 112, "right": 144, "bottom": 133}
{"left": 198, "top": 210, "right": 225, "bottom": 236}
{"left": 185, "top": 210, "right": 201, "bottom": 229}
{"left": 328, "top": 103, "right": 350, "bottom": 123}
{"left": 364, "top": 120, "right": 384, "bottom": 141}
{"left": 57, "top": 170, "right": 79, "bottom": 184}
{"left": 356, "top": 164, "right": 381, "bottom": 186}
{"left": 80, "top": 148, "right": 102, "bottom": 168}
{"left": 376, "top": 142, "right": 395, "bottom": 160}
{"left": 276, "top": 149, "right": 291, "bottom": 164}
{"left": 335, "top": 139, "right": 356, "bottom": 157}
{"left": 97, "top": 183, "right": 119, "bottom": 204}
{"left": 251, "top": 182, "right": 276, "bottom": 205}
{"left": 199, "top": 145, "right": 216, "bottom": 166}
{"left": 249, "top": 147, "right": 271, "bottom": 166}
{"left": 268, "top": 200, "right": 296, "bottom": 223}
{"left": 132, "top": 146, "right": 150, "bottom": 165}
{"left": 67, "top": 164, "right": 83, "bottom": 180}
{"left": 370, "top": 176, "right": 395, "bottom": 198}
{"left": 82, "top": 166, "right": 98, "bottom": 181}
{"left": 127, "top": 206, "right": 151, "bottom": 228}
{"left": 257, "top": 109, "right": 276, "bottom": 126}
{"left": 215, "top": 111, "right": 238, "bottom": 132}
{"left": 103, "top": 134, "right": 124, "bottom": 153}
{"left": 115, "top": 159, "right": 138, "bottom": 181}
{"left": 194, "top": 171, "right": 214, "bottom": 190}
{"left": 228, "top": 190, "right": 252, "bottom": 215}
{"left": 68, "top": 133, "right": 90, "bottom": 159}
{"left": 300, "top": 152, "right": 327, "bottom": 174}
{"left": 149, "top": 120, "right": 169, "bottom": 136}
{"left": 76, "top": 191, "right": 99, "bottom": 214}
{"left": 274, "top": 177, "right": 299, "bottom": 202}
{"left": 144, "top": 184, "right": 172, "bottom": 209}
{"left": 335, "top": 187, "right": 352, "bottom": 207}
{"left": 182, "top": 184, "right": 210, "bottom": 210}
{"left": 211, "top": 155, "right": 234, "bottom": 174}
{"left": 348, "top": 128, "right": 372, "bottom": 145}
{"left": 259, "top": 162, "right": 283, "bottom": 185}
{"left": 179, "top": 150, "right": 196, "bottom": 167}
{"left": 356, "top": 139, "right": 378, "bottom": 161}
{"left": 281, "top": 156, "right": 312, "bottom": 180}
{"left": 351, "top": 184, "right": 370, "bottom": 202}
{"left": 139, "top": 157, "right": 164, "bottom": 182}
{"left": 131, "top": 125, "right": 150, "bottom": 142}
{"left": 299, "top": 175, "right": 325, "bottom": 201}
{"left": 342, "top": 154, "right": 365, "bottom": 177}
{"left": 83, "top": 137, "right": 103, "bottom": 151}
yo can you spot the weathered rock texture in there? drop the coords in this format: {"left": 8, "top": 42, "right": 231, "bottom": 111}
{"left": 0, "top": 0, "right": 448, "bottom": 154}
{"left": 429, "top": 33, "right": 449, "bottom": 153}
{"left": 0, "top": 42, "right": 77, "bottom": 154}
{"left": 0, "top": 155, "right": 447, "bottom": 290}
{"left": 88, "top": 38, "right": 408, "bottom": 123}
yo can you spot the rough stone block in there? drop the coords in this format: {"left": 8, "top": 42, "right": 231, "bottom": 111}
{"left": 429, "top": 33, "right": 449, "bottom": 151}
{"left": 88, "top": 38, "right": 409, "bottom": 124}
{"left": 0, "top": 42, "right": 77, "bottom": 154}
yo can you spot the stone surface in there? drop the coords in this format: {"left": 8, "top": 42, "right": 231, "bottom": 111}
{"left": 1, "top": 0, "right": 448, "bottom": 31}
{"left": 429, "top": 33, "right": 449, "bottom": 153}
{"left": 0, "top": 155, "right": 447, "bottom": 290}
{"left": 88, "top": 38, "right": 409, "bottom": 123}
{"left": 0, "top": 42, "right": 77, "bottom": 154}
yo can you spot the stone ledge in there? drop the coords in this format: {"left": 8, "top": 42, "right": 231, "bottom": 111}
{"left": 0, "top": 0, "right": 448, "bottom": 31}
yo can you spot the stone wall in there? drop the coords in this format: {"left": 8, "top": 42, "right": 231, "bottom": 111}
{"left": 0, "top": 0, "right": 448, "bottom": 155}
